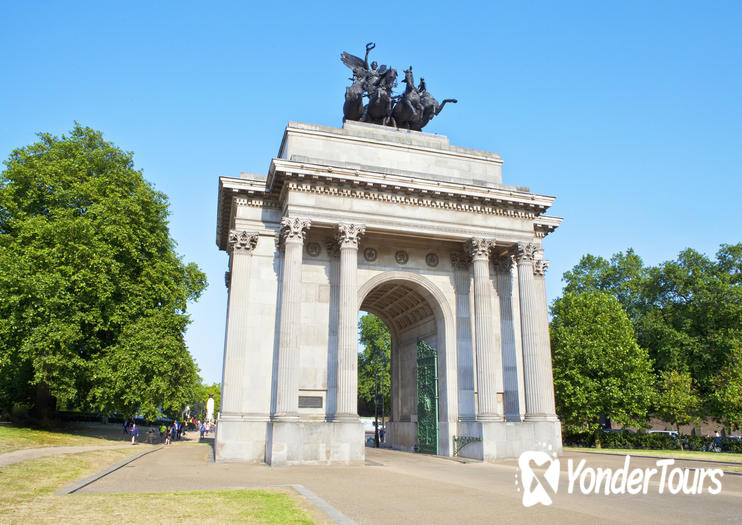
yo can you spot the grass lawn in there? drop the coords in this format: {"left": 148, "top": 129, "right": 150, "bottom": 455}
{"left": 0, "top": 448, "right": 318, "bottom": 524}
{"left": 565, "top": 446, "right": 742, "bottom": 464}
{"left": 0, "top": 423, "right": 123, "bottom": 454}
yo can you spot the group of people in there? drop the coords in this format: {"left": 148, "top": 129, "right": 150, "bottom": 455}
{"left": 123, "top": 417, "right": 215, "bottom": 445}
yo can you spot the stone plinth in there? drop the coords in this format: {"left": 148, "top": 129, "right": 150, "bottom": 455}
{"left": 266, "top": 421, "right": 364, "bottom": 466}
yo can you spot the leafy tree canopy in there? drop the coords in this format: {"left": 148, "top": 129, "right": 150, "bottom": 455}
{"left": 0, "top": 124, "right": 207, "bottom": 420}
{"left": 551, "top": 291, "right": 655, "bottom": 435}
{"left": 358, "top": 313, "right": 390, "bottom": 416}
{"left": 559, "top": 244, "right": 742, "bottom": 424}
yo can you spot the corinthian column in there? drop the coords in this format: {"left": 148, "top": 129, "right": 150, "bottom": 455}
{"left": 220, "top": 231, "right": 259, "bottom": 417}
{"left": 533, "top": 255, "right": 557, "bottom": 419}
{"left": 516, "top": 242, "right": 557, "bottom": 421}
{"left": 451, "top": 251, "right": 475, "bottom": 421}
{"left": 467, "top": 238, "right": 503, "bottom": 421}
{"left": 494, "top": 254, "right": 524, "bottom": 421}
{"left": 274, "top": 217, "right": 311, "bottom": 421}
{"left": 335, "top": 222, "right": 365, "bottom": 421}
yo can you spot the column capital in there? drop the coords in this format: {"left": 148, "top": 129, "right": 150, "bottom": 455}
{"left": 228, "top": 230, "right": 259, "bottom": 254}
{"left": 466, "top": 238, "right": 495, "bottom": 261}
{"left": 493, "top": 254, "right": 515, "bottom": 272}
{"left": 336, "top": 223, "right": 366, "bottom": 249}
{"left": 534, "top": 259, "right": 550, "bottom": 276}
{"left": 515, "top": 242, "right": 537, "bottom": 263}
{"left": 279, "top": 217, "right": 311, "bottom": 244}
{"left": 450, "top": 250, "right": 470, "bottom": 270}
{"left": 325, "top": 238, "right": 341, "bottom": 258}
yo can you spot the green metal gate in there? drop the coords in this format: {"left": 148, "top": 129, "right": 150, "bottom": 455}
{"left": 416, "top": 339, "right": 439, "bottom": 455}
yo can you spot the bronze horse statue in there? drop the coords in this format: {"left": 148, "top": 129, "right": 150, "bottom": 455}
{"left": 343, "top": 80, "right": 365, "bottom": 122}
{"left": 363, "top": 68, "right": 397, "bottom": 126}
{"left": 341, "top": 44, "right": 457, "bottom": 131}
{"left": 392, "top": 67, "right": 424, "bottom": 130}
{"left": 412, "top": 77, "right": 457, "bottom": 131}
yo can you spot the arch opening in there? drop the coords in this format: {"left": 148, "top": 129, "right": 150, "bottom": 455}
{"left": 358, "top": 274, "right": 452, "bottom": 454}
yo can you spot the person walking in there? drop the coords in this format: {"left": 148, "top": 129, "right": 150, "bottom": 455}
{"left": 130, "top": 423, "right": 138, "bottom": 445}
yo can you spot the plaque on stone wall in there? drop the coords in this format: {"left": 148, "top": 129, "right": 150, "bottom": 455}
{"left": 298, "top": 396, "right": 323, "bottom": 408}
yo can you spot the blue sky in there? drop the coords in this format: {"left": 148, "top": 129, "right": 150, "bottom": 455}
{"left": 2, "top": 2, "right": 740, "bottom": 384}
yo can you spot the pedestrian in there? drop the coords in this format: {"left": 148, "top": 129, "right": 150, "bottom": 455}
{"left": 165, "top": 425, "right": 171, "bottom": 445}
{"left": 160, "top": 423, "right": 167, "bottom": 443}
{"left": 200, "top": 422, "right": 205, "bottom": 439}
{"left": 131, "top": 423, "right": 138, "bottom": 445}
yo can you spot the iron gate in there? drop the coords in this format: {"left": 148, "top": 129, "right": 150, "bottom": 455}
{"left": 416, "top": 339, "right": 439, "bottom": 454}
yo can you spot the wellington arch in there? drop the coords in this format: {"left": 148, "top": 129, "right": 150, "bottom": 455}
{"left": 214, "top": 121, "right": 563, "bottom": 465}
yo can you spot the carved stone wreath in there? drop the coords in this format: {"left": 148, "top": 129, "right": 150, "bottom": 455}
{"left": 306, "top": 242, "right": 321, "bottom": 257}
{"left": 395, "top": 250, "right": 409, "bottom": 265}
{"left": 363, "top": 247, "right": 378, "bottom": 262}
{"left": 425, "top": 253, "right": 439, "bottom": 267}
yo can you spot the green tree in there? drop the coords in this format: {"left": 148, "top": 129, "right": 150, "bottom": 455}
{"left": 0, "top": 124, "right": 207, "bottom": 421}
{"left": 711, "top": 348, "right": 742, "bottom": 431}
{"left": 551, "top": 291, "right": 655, "bottom": 443}
{"left": 357, "top": 314, "right": 390, "bottom": 417}
{"left": 562, "top": 249, "right": 648, "bottom": 321}
{"left": 561, "top": 244, "right": 742, "bottom": 426}
{"left": 640, "top": 246, "right": 742, "bottom": 418}
{"left": 192, "top": 382, "right": 221, "bottom": 421}
{"left": 655, "top": 370, "right": 701, "bottom": 448}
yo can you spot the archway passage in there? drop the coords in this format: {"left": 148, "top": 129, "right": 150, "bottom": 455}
{"left": 360, "top": 279, "right": 441, "bottom": 453}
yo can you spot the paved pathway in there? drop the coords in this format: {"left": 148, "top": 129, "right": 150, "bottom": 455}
{"left": 0, "top": 444, "right": 141, "bottom": 467}
{"left": 76, "top": 444, "right": 742, "bottom": 524}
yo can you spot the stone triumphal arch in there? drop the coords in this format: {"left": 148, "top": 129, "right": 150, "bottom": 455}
{"left": 214, "top": 121, "right": 562, "bottom": 465}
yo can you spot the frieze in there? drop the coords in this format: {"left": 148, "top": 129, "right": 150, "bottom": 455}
{"left": 425, "top": 253, "right": 439, "bottom": 267}
{"left": 395, "top": 250, "right": 409, "bottom": 264}
{"left": 282, "top": 179, "right": 538, "bottom": 220}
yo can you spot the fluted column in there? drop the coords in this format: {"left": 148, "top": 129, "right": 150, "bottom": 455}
{"left": 335, "top": 222, "right": 366, "bottom": 421}
{"left": 516, "top": 242, "right": 557, "bottom": 421}
{"left": 467, "top": 238, "right": 503, "bottom": 421}
{"left": 494, "top": 254, "right": 524, "bottom": 421}
{"left": 451, "top": 251, "right": 476, "bottom": 421}
{"left": 274, "top": 217, "right": 311, "bottom": 421}
{"left": 220, "top": 231, "right": 259, "bottom": 417}
{"left": 534, "top": 255, "right": 557, "bottom": 419}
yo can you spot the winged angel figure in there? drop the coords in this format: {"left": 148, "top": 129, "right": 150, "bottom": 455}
{"left": 340, "top": 43, "right": 455, "bottom": 130}
{"left": 341, "top": 43, "right": 398, "bottom": 125}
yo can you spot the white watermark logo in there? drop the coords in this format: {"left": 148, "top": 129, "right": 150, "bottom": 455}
{"left": 516, "top": 447, "right": 724, "bottom": 507}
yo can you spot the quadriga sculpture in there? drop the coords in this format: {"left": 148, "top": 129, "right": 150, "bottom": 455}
{"left": 340, "top": 43, "right": 456, "bottom": 131}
